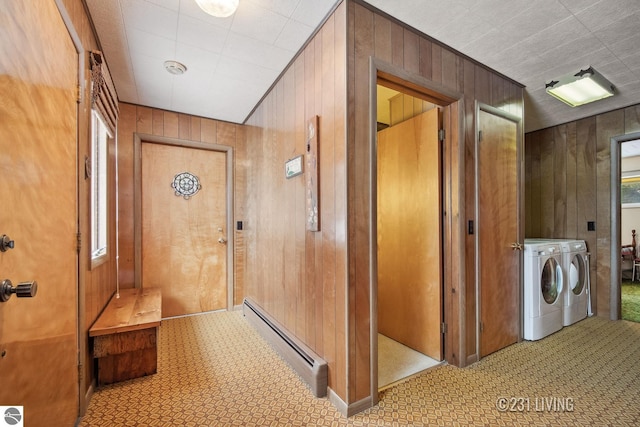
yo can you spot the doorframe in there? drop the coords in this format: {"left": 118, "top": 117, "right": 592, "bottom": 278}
{"left": 133, "top": 134, "right": 235, "bottom": 311}
{"left": 610, "top": 131, "right": 640, "bottom": 320}
{"left": 368, "top": 57, "right": 465, "bottom": 404}
{"left": 474, "top": 102, "right": 524, "bottom": 357}
{"left": 54, "top": 0, "right": 86, "bottom": 418}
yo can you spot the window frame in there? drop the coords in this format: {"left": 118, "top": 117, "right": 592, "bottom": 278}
{"left": 90, "top": 109, "right": 111, "bottom": 267}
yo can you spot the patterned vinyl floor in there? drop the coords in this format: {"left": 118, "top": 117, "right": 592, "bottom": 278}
{"left": 79, "top": 311, "right": 640, "bottom": 426}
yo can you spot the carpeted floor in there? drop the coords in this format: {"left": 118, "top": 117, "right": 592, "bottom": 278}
{"left": 621, "top": 280, "right": 640, "bottom": 322}
{"left": 79, "top": 310, "right": 640, "bottom": 426}
{"left": 378, "top": 333, "right": 442, "bottom": 388}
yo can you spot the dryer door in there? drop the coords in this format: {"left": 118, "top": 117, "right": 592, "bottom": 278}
{"left": 569, "top": 254, "right": 586, "bottom": 295}
{"left": 541, "top": 257, "right": 561, "bottom": 304}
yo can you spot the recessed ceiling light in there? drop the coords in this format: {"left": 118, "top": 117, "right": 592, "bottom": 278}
{"left": 545, "top": 66, "right": 615, "bottom": 107}
{"left": 164, "top": 60, "right": 187, "bottom": 75}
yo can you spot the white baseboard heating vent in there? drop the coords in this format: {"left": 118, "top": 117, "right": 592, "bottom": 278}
{"left": 243, "top": 298, "right": 328, "bottom": 398}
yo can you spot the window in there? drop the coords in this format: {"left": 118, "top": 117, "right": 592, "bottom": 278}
{"left": 91, "top": 110, "right": 109, "bottom": 260}
{"left": 622, "top": 173, "right": 640, "bottom": 208}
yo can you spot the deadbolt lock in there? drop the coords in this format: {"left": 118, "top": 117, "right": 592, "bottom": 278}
{"left": 0, "top": 235, "right": 15, "bottom": 252}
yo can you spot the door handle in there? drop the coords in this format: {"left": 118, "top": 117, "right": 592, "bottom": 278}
{"left": 511, "top": 242, "right": 523, "bottom": 251}
{"left": 218, "top": 238, "right": 227, "bottom": 244}
{"left": 0, "top": 279, "right": 38, "bottom": 302}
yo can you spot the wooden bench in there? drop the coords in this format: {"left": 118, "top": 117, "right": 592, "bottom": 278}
{"left": 89, "top": 287, "right": 162, "bottom": 385}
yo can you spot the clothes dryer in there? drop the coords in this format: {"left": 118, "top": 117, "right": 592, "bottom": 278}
{"left": 523, "top": 241, "right": 564, "bottom": 340}
{"left": 559, "top": 240, "right": 588, "bottom": 325}
{"left": 524, "top": 238, "right": 589, "bottom": 326}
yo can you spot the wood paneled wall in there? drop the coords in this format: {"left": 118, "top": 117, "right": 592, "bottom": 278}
{"left": 59, "top": 0, "right": 117, "bottom": 411}
{"left": 525, "top": 104, "right": 640, "bottom": 317}
{"left": 243, "top": 2, "right": 348, "bottom": 401}
{"left": 116, "top": 103, "right": 247, "bottom": 307}
{"left": 245, "top": 0, "right": 523, "bottom": 412}
{"left": 347, "top": 0, "right": 523, "bottom": 404}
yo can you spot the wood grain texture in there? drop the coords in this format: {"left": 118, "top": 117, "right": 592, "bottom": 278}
{"left": 0, "top": 1, "right": 79, "bottom": 423}
{"left": 377, "top": 109, "right": 442, "bottom": 360}
{"left": 89, "top": 288, "right": 161, "bottom": 336}
{"left": 524, "top": 105, "right": 640, "bottom": 320}
{"left": 141, "top": 143, "right": 227, "bottom": 317}
{"left": 241, "top": 0, "right": 523, "bottom": 410}
{"left": 478, "top": 109, "right": 519, "bottom": 357}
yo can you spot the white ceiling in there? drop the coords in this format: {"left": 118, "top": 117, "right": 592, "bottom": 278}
{"left": 86, "top": 0, "right": 640, "bottom": 132}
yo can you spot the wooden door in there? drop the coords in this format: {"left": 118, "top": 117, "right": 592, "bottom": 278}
{"left": 377, "top": 108, "right": 442, "bottom": 360}
{"left": 478, "top": 107, "right": 521, "bottom": 357}
{"left": 0, "top": 1, "right": 79, "bottom": 424}
{"left": 142, "top": 143, "right": 228, "bottom": 318}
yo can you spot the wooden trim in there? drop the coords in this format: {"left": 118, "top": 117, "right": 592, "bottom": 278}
{"left": 474, "top": 102, "right": 524, "bottom": 357}
{"left": 352, "top": 0, "right": 524, "bottom": 89}
{"left": 54, "top": 0, "right": 86, "bottom": 418}
{"left": 133, "top": 133, "right": 235, "bottom": 310}
{"left": 610, "top": 131, "right": 640, "bottom": 320}
{"left": 369, "top": 57, "right": 465, "bottom": 399}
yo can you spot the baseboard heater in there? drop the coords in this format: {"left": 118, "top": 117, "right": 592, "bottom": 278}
{"left": 243, "top": 298, "right": 327, "bottom": 398}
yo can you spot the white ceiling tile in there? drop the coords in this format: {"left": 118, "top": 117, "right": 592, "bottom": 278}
{"left": 121, "top": 0, "right": 179, "bottom": 39}
{"left": 223, "top": 32, "right": 293, "bottom": 70}
{"left": 126, "top": 28, "right": 177, "bottom": 59}
{"left": 274, "top": 19, "right": 313, "bottom": 52}
{"left": 537, "top": 34, "right": 606, "bottom": 67}
{"left": 557, "top": 0, "right": 601, "bottom": 14}
{"left": 177, "top": 14, "right": 229, "bottom": 53}
{"left": 592, "top": 12, "right": 640, "bottom": 47}
{"left": 145, "top": 0, "right": 180, "bottom": 11}
{"left": 215, "top": 56, "right": 280, "bottom": 86}
{"left": 433, "top": 12, "right": 493, "bottom": 51}
{"left": 245, "top": 0, "right": 300, "bottom": 18}
{"left": 609, "top": 32, "right": 640, "bottom": 60}
{"left": 178, "top": 0, "right": 234, "bottom": 29}
{"left": 290, "top": 0, "right": 338, "bottom": 27}
{"left": 86, "top": 0, "right": 640, "bottom": 129}
{"left": 175, "top": 43, "right": 221, "bottom": 74}
{"left": 500, "top": 0, "right": 573, "bottom": 42}
{"left": 230, "top": 1, "right": 289, "bottom": 44}
{"left": 468, "top": 0, "right": 533, "bottom": 23}
{"left": 575, "top": 0, "right": 640, "bottom": 31}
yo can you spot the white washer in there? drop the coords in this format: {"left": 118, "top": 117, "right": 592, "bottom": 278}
{"left": 523, "top": 241, "right": 564, "bottom": 340}
{"left": 525, "top": 238, "right": 589, "bottom": 326}
{"left": 559, "top": 240, "right": 588, "bottom": 326}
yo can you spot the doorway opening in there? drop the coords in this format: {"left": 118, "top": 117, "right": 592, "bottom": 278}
{"left": 612, "top": 134, "right": 640, "bottom": 323}
{"left": 133, "top": 134, "right": 235, "bottom": 318}
{"left": 375, "top": 81, "right": 445, "bottom": 389}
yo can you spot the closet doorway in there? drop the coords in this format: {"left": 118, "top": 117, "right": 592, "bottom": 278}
{"left": 376, "top": 84, "right": 444, "bottom": 388}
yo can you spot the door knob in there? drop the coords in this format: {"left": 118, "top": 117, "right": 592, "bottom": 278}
{"left": 0, "top": 279, "right": 38, "bottom": 302}
{"left": 218, "top": 237, "right": 227, "bottom": 244}
{"left": 511, "top": 242, "right": 523, "bottom": 251}
{"left": 0, "top": 235, "right": 15, "bottom": 252}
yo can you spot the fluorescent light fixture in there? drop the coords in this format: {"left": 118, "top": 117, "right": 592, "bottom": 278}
{"left": 545, "top": 66, "right": 615, "bottom": 107}
{"left": 195, "top": 0, "right": 239, "bottom": 17}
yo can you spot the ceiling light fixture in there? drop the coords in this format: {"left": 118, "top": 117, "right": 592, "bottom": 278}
{"left": 194, "top": 0, "right": 239, "bottom": 18}
{"left": 545, "top": 66, "right": 615, "bottom": 107}
{"left": 164, "top": 60, "right": 187, "bottom": 75}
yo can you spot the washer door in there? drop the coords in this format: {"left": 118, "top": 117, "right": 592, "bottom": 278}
{"left": 541, "top": 257, "right": 561, "bottom": 304}
{"left": 569, "top": 254, "right": 586, "bottom": 295}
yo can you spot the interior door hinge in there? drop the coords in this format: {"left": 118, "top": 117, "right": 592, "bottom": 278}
{"left": 478, "top": 130, "right": 483, "bottom": 142}
{"left": 441, "top": 322, "right": 447, "bottom": 334}
{"left": 76, "top": 84, "right": 82, "bottom": 103}
{"left": 480, "top": 322, "right": 485, "bottom": 333}
{"left": 76, "top": 232, "right": 82, "bottom": 253}
{"left": 438, "top": 128, "right": 445, "bottom": 142}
